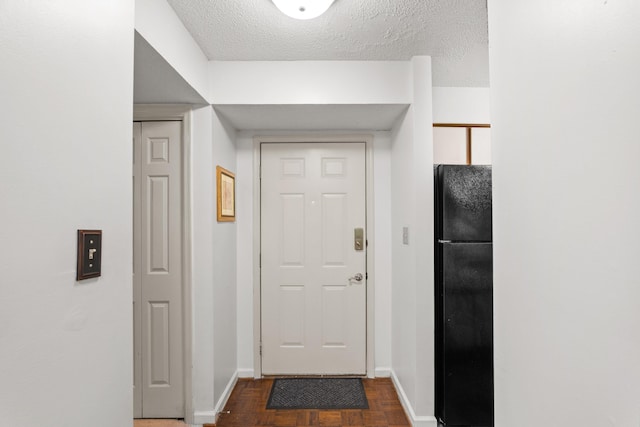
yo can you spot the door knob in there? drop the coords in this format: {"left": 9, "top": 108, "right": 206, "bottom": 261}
{"left": 349, "top": 273, "right": 363, "bottom": 283}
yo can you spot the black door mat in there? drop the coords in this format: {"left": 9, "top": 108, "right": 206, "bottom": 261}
{"left": 266, "top": 378, "right": 369, "bottom": 410}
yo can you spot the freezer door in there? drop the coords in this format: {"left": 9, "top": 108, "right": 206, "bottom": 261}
{"left": 436, "top": 165, "right": 492, "bottom": 242}
{"left": 441, "top": 242, "right": 493, "bottom": 426}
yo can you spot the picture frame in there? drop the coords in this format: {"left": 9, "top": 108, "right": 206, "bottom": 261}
{"left": 216, "top": 166, "right": 236, "bottom": 222}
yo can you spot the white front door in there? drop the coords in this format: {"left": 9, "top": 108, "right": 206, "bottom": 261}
{"left": 133, "top": 121, "right": 184, "bottom": 418}
{"left": 261, "top": 142, "right": 367, "bottom": 375}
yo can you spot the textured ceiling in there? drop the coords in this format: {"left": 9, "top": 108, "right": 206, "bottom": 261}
{"left": 166, "top": 0, "right": 489, "bottom": 87}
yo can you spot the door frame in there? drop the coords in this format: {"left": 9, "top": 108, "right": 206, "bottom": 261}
{"left": 133, "top": 104, "right": 193, "bottom": 422}
{"left": 252, "top": 134, "right": 376, "bottom": 378}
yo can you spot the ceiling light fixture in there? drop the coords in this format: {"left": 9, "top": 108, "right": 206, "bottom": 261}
{"left": 272, "top": 0, "right": 336, "bottom": 20}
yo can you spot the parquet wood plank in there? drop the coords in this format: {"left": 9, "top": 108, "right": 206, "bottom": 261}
{"left": 214, "top": 378, "right": 410, "bottom": 427}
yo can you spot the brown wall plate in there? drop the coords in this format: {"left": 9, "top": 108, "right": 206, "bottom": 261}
{"left": 77, "top": 230, "right": 102, "bottom": 281}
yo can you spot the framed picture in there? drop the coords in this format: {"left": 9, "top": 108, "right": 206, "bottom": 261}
{"left": 216, "top": 166, "right": 235, "bottom": 222}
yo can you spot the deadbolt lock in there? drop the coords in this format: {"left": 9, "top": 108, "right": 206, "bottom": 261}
{"left": 354, "top": 228, "right": 364, "bottom": 251}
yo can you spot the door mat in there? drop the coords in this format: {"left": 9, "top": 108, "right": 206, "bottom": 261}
{"left": 266, "top": 378, "right": 369, "bottom": 410}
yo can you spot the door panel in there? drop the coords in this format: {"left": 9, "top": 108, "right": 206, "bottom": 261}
{"left": 321, "top": 193, "right": 347, "bottom": 265}
{"left": 133, "top": 121, "right": 184, "bottom": 418}
{"left": 149, "top": 301, "right": 171, "bottom": 386}
{"left": 321, "top": 286, "right": 347, "bottom": 347}
{"left": 148, "top": 176, "right": 170, "bottom": 272}
{"left": 261, "top": 143, "right": 366, "bottom": 375}
{"left": 281, "top": 194, "right": 305, "bottom": 265}
{"left": 279, "top": 285, "right": 306, "bottom": 346}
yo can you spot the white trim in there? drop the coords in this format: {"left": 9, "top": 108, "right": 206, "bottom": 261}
{"left": 364, "top": 138, "right": 376, "bottom": 378}
{"left": 237, "top": 368, "right": 255, "bottom": 378}
{"left": 213, "top": 370, "right": 239, "bottom": 424}
{"left": 375, "top": 367, "right": 391, "bottom": 378}
{"left": 181, "top": 111, "right": 194, "bottom": 424}
{"left": 390, "top": 370, "right": 438, "bottom": 427}
{"left": 190, "top": 371, "right": 241, "bottom": 425}
{"left": 252, "top": 134, "right": 376, "bottom": 377}
{"left": 192, "top": 410, "right": 216, "bottom": 425}
{"left": 133, "top": 104, "right": 193, "bottom": 121}
{"left": 252, "top": 142, "right": 262, "bottom": 378}
{"left": 133, "top": 104, "right": 194, "bottom": 423}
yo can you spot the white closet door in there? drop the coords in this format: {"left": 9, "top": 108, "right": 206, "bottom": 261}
{"left": 133, "top": 121, "right": 183, "bottom": 418}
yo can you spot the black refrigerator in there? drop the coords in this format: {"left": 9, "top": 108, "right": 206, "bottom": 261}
{"left": 434, "top": 165, "right": 493, "bottom": 426}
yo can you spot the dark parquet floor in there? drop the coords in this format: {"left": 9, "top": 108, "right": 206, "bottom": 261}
{"left": 214, "top": 377, "right": 411, "bottom": 427}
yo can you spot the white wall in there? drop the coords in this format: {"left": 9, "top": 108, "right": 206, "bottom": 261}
{"left": 371, "top": 134, "right": 393, "bottom": 375}
{"left": 225, "top": 60, "right": 437, "bottom": 425}
{"left": 488, "top": 1, "right": 640, "bottom": 426}
{"left": 135, "top": 0, "right": 210, "bottom": 102}
{"left": 133, "top": 1, "right": 239, "bottom": 420}
{"left": 390, "top": 109, "right": 418, "bottom": 408}
{"left": 234, "top": 130, "right": 393, "bottom": 377}
{"left": 0, "top": 2, "right": 134, "bottom": 427}
{"left": 212, "top": 110, "right": 238, "bottom": 407}
{"left": 432, "top": 87, "right": 492, "bottom": 166}
{"left": 432, "top": 87, "right": 491, "bottom": 124}
{"left": 134, "top": 32, "right": 208, "bottom": 105}
{"left": 190, "top": 106, "right": 216, "bottom": 421}
{"left": 390, "top": 57, "right": 437, "bottom": 426}
{"left": 214, "top": 60, "right": 418, "bottom": 379}
{"left": 209, "top": 61, "right": 412, "bottom": 104}
{"left": 235, "top": 134, "right": 256, "bottom": 376}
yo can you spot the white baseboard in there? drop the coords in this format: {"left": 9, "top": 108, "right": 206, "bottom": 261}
{"left": 188, "top": 370, "right": 239, "bottom": 425}
{"left": 212, "top": 370, "right": 239, "bottom": 424}
{"left": 192, "top": 410, "right": 216, "bottom": 425}
{"left": 390, "top": 370, "right": 438, "bottom": 427}
{"left": 375, "top": 367, "right": 391, "bottom": 378}
{"left": 236, "top": 368, "right": 254, "bottom": 378}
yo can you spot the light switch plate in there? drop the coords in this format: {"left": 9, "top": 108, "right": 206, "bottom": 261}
{"left": 402, "top": 227, "right": 409, "bottom": 245}
{"left": 77, "top": 230, "right": 102, "bottom": 281}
